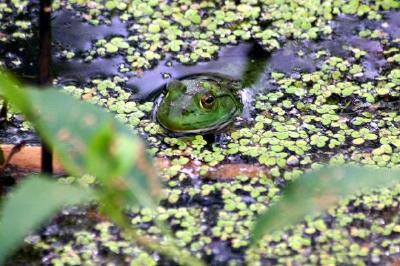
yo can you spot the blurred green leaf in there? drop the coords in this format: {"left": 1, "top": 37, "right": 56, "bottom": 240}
{"left": 251, "top": 165, "right": 400, "bottom": 244}
{"left": 0, "top": 72, "right": 161, "bottom": 207}
{"left": 0, "top": 176, "right": 95, "bottom": 264}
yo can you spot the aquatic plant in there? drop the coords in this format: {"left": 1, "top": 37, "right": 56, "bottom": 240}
{"left": 1, "top": 0, "right": 400, "bottom": 264}
{"left": 1, "top": 71, "right": 400, "bottom": 265}
{"left": 251, "top": 166, "right": 400, "bottom": 244}
{"left": 0, "top": 71, "right": 203, "bottom": 266}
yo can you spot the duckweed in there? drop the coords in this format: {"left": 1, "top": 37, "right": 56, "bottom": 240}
{"left": 2, "top": 0, "right": 400, "bottom": 265}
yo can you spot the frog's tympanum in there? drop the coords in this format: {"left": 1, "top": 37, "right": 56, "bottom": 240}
{"left": 154, "top": 74, "right": 243, "bottom": 134}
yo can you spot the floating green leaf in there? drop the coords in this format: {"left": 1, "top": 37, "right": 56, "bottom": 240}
{"left": 251, "top": 165, "right": 400, "bottom": 244}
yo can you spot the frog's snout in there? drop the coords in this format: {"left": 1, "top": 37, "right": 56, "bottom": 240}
{"left": 166, "top": 80, "right": 187, "bottom": 94}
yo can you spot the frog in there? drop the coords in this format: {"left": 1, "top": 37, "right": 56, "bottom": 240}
{"left": 154, "top": 74, "right": 243, "bottom": 135}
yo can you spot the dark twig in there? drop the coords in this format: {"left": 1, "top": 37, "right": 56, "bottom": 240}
{"left": 38, "top": 0, "right": 53, "bottom": 174}
{"left": 0, "top": 141, "right": 27, "bottom": 172}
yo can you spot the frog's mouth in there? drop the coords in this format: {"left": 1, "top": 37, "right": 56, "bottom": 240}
{"left": 170, "top": 112, "right": 241, "bottom": 135}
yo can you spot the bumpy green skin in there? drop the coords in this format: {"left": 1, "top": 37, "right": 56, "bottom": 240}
{"left": 155, "top": 74, "right": 243, "bottom": 134}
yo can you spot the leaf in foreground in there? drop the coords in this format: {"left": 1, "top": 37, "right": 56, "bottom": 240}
{"left": 251, "top": 165, "right": 400, "bottom": 244}
{"left": 0, "top": 176, "right": 94, "bottom": 263}
{"left": 0, "top": 72, "right": 161, "bottom": 207}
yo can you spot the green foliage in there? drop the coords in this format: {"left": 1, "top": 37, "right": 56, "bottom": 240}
{"left": 251, "top": 166, "right": 400, "bottom": 244}
{"left": 0, "top": 71, "right": 165, "bottom": 263}
{"left": 0, "top": 72, "right": 161, "bottom": 208}
{"left": 0, "top": 176, "right": 94, "bottom": 264}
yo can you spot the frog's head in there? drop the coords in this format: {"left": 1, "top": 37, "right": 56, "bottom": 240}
{"left": 155, "top": 75, "right": 242, "bottom": 134}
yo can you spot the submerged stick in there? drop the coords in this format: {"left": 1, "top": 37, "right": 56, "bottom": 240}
{"left": 1, "top": 145, "right": 63, "bottom": 174}
{"left": 0, "top": 144, "right": 269, "bottom": 179}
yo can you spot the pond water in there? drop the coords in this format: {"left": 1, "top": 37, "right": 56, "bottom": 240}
{"left": 1, "top": 1, "right": 400, "bottom": 265}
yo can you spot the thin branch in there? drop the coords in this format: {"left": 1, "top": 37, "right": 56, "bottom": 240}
{"left": 38, "top": 0, "right": 53, "bottom": 174}
{"left": 0, "top": 141, "right": 26, "bottom": 171}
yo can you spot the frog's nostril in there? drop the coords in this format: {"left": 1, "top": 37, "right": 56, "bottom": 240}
{"left": 182, "top": 108, "right": 195, "bottom": 116}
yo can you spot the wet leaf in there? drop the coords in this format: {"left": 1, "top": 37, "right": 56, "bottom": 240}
{"left": 0, "top": 72, "right": 161, "bottom": 207}
{"left": 251, "top": 165, "right": 400, "bottom": 244}
{"left": 0, "top": 176, "right": 95, "bottom": 264}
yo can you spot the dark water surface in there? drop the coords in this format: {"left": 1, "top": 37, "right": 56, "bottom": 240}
{"left": 50, "top": 10, "right": 399, "bottom": 99}
{"left": 2, "top": 9, "right": 399, "bottom": 100}
{"left": 1, "top": 9, "right": 399, "bottom": 143}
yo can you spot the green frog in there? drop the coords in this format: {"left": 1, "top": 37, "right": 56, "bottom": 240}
{"left": 154, "top": 74, "right": 243, "bottom": 134}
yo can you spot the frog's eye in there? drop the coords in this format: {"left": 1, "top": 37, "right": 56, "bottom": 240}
{"left": 200, "top": 94, "right": 215, "bottom": 109}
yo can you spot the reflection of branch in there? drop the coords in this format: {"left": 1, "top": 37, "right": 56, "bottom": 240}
{"left": 0, "top": 144, "right": 270, "bottom": 179}
{"left": 0, "top": 100, "right": 7, "bottom": 123}
{"left": 0, "top": 100, "right": 17, "bottom": 128}
{"left": 0, "top": 142, "right": 26, "bottom": 171}
{"left": 241, "top": 42, "right": 268, "bottom": 88}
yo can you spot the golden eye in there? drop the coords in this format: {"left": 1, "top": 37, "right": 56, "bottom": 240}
{"left": 200, "top": 94, "right": 215, "bottom": 109}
